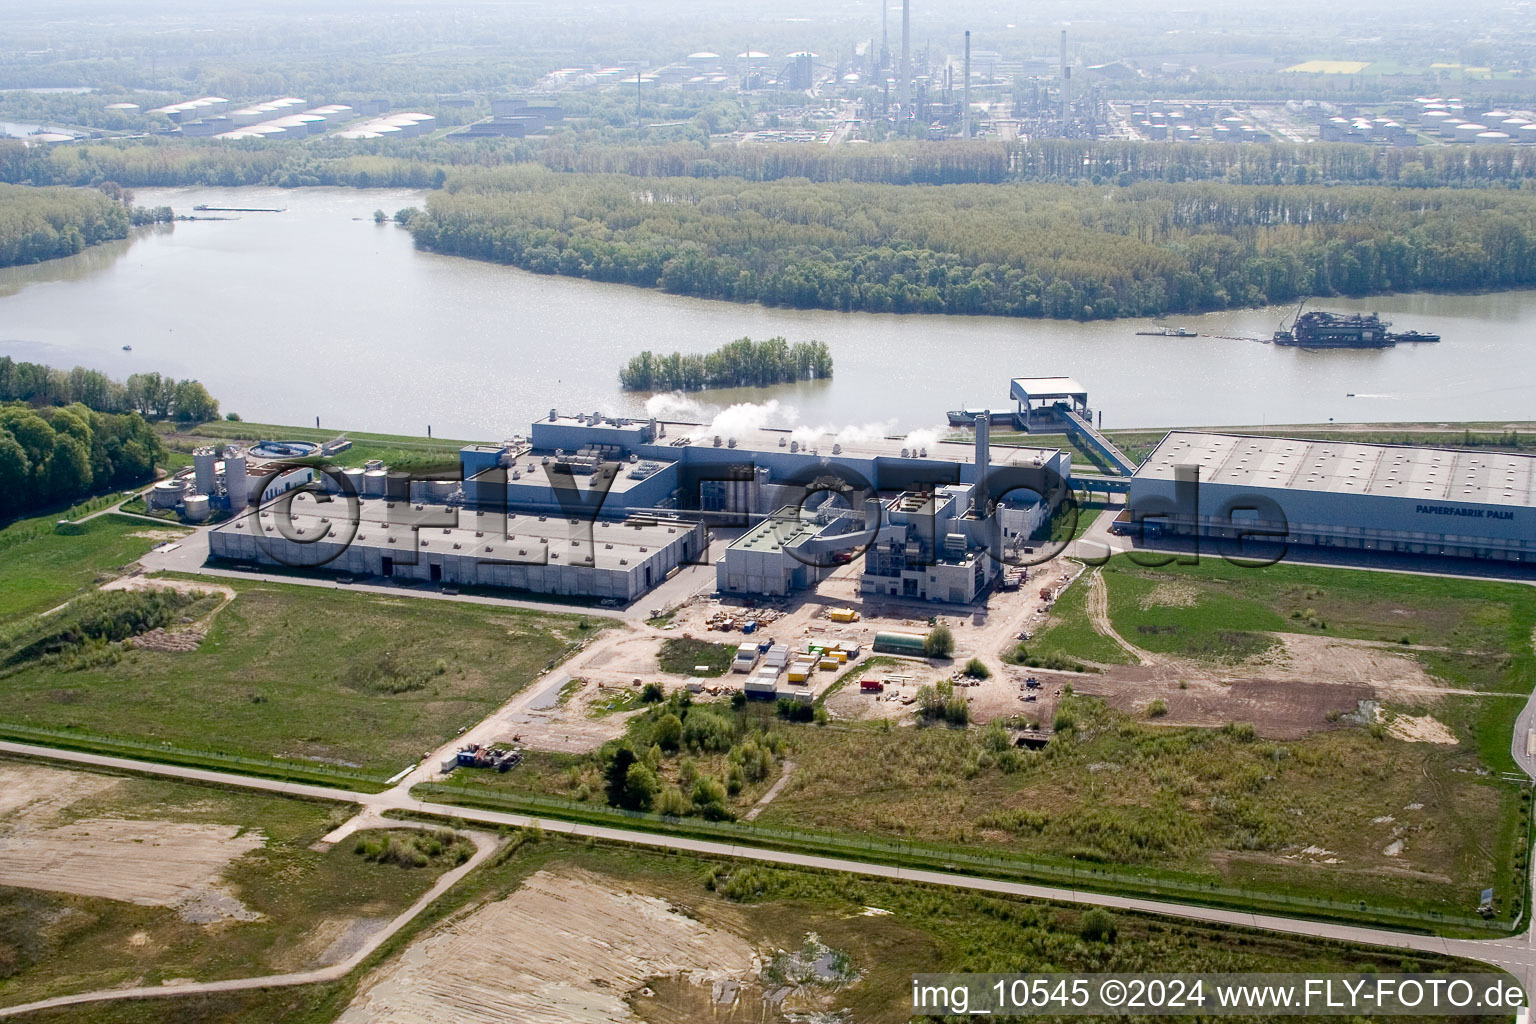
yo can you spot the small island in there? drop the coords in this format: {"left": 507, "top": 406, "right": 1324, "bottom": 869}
{"left": 618, "top": 336, "right": 833, "bottom": 392}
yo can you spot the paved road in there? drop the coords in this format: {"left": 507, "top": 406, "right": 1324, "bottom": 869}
{"left": 5, "top": 738, "right": 1536, "bottom": 994}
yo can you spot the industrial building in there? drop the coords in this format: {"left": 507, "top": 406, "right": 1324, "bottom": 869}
{"left": 1119, "top": 432, "right": 1535, "bottom": 563}
{"left": 222, "top": 408, "right": 1072, "bottom": 605}
{"left": 209, "top": 498, "right": 706, "bottom": 601}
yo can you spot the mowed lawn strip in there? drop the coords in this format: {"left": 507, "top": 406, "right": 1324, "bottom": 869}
{"left": 0, "top": 578, "right": 607, "bottom": 774}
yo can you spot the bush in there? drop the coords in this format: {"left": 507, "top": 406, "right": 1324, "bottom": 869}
{"left": 641, "top": 681, "right": 664, "bottom": 702}
{"left": 1147, "top": 698, "right": 1168, "bottom": 718}
{"left": 1079, "top": 908, "right": 1118, "bottom": 942}
{"left": 776, "top": 697, "right": 814, "bottom": 722}
{"left": 624, "top": 762, "right": 660, "bottom": 810}
{"left": 962, "top": 657, "right": 990, "bottom": 679}
{"left": 924, "top": 623, "right": 955, "bottom": 658}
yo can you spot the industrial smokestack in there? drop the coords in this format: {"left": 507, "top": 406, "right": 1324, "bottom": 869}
{"left": 974, "top": 412, "right": 990, "bottom": 513}
{"left": 901, "top": 0, "right": 910, "bottom": 110}
{"left": 881, "top": 0, "right": 889, "bottom": 71}
{"left": 1060, "top": 29, "right": 1070, "bottom": 127}
{"left": 962, "top": 30, "right": 972, "bottom": 139}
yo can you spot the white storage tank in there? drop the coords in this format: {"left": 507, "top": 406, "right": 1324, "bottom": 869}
{"left": 363, "top": 469, "right": 388, "bottom": 498}
{"left": 1476, "top": 130, "right": 1511, "bottom": 144}
{"left": 149, "top": 479, "right": 185, "bottom": 510}
{"left": 1521, "top": 124, "right": 1536, "bottom": 143}
{"left": 1454, "top": 122, "right": 1486, "bottom": 142}
{"left": 193, "top": 446, "right": 218, "bottom": 495}
{"left": 182, "top": 494, "right": 211, "bottom": 522}
{"left": 224, "top": 448, "right": 249, "bottom": 508}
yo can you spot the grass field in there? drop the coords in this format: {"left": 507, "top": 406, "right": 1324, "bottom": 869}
{"left": 1021, "top": 572, "right": 1132, "bottom": 666}
{"left": 166, "top": 420, "right": 481, "bottom": 475}
{"left": 14, "top": 826, "right": 1503, "bottom": 1024}
{"left": 425, "top": 682, "right": 1524, "bottom": 928}
{"left": 0, "top": 763, "right": 466, "bottom": 1010}
{"left": 0, "top": 577, "right": 606, "bottom": 775}
{"left": 0, "top": 513, "right": 187, "bottom": 625}
{"left": 657, "top": 636, "right": 736, "bottom": 676}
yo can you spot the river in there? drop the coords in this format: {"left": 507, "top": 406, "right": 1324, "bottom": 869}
{"left": 1, "top": 185, "right": 1533, "bottom": 440}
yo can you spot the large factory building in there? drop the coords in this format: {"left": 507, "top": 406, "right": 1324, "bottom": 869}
{"left": 209, "top": 409, "right": 1073, "bottom": 604}
{"left": 1121, "top": 432, "right": 1534, "bottom": 563}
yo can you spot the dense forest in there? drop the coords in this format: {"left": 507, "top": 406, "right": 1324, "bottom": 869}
{"left": 406, "top": 168, "right": 1536, "bottom": 320}
{"left": 0, "top": 403, "right": 164, "bottom": 519}
{"left": 619, "top": 337, "right": 832, "bottom": 391}
{"left": 0, "top": 358, "right": 219, "bottom": 518}
{"left": 0, "top": 182, "right": 134, "bottom": 267}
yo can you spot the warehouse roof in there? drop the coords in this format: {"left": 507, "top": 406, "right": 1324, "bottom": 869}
{"left": 219, "top": 499, "right": 694, "bottom": 571}
{"left": 1009, "top": 376, "right": 1087, "bottom": 398}
{"left": 652, "top": 422, "right": 1061, "bottom": 469}
{"left": 1138, "top": 432, "right": 1536, "bottom": 508}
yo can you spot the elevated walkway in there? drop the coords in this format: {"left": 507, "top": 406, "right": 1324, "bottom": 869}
{"left": 1062, "top": 408, "right": 1138, "bottom": 477}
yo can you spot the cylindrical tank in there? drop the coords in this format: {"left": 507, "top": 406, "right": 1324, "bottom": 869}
{"left": 193, "top": 446, "right": 218, "bottom": 495}
{"left": 182, "top": 494, "right": 210, "bottom": 522}
{"left": 343, "top": 466, "right": 366, "bottom": 496}
{"left": 1476, "top": 130, "right": 1511, "bottom": 144}
{"left": 224, "top": 448, "right": 249, "bottom": 508}
{"left": 1521, "top": 124, "right": 1536, "bottom": 143}
{"left": 149, "top": 479, "right": 185, "bottom": 510}
{"left": 363, "top": 469, "right": 388, "bottom": 498}
{"left": 1455, "top": 122, "right": 1487, "bottom": 142}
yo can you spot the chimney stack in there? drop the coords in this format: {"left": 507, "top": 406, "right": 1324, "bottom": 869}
{"left": 900, "top": 0, "right": 911, "bottom": 110}
{"left": 962, "top": 30, "right": 972, "bottom": 139}
{"left": 1060, "top": 29, "right": 1070, "bottom": 127}
{"left": 973, "top": 412, "right": 991, "bottom": 513}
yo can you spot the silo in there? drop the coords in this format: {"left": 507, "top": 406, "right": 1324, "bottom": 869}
{"left": 363, "top": 469, "right": 388, "bottom": 498}
{"left": 343, "top": 466, "right": 366, "bottom": 496}
{"left": 1455, "top": 122, "right": 1487, "bottom": 142}
{"left": 224, "top": 448, "right": 249, "bottom": 508}
{"left": 193, "top": 446, "right": 218, "bottom": 495}
{"left": 182, "top": 494, "right": 211, "bottom": 522}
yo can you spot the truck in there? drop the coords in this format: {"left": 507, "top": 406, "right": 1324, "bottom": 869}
{"left": 860, "top": 678, "right": 885, "bottom": 693}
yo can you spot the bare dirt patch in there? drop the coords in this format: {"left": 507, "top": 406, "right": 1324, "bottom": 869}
{"left": 128, "top": 529, "right": 191, "bottom": 542}
{"left": 336, "top": 868, "right": 759, "bottom": 1024}
{"left": 1387, "top": 713, "right": 1458, "bottom": 745}
{"left": 1262, "top": 634, "right": 1442, "bottom": 698}
{"left": 1140, "top": 581, "right": 1199, "bottom": 610}
{"left": 1079, "top": 677, "right": 1373, "bottom": 740}
{"left": 0, "top": 817, "right": 265, "bottom": 917}
{"left": 0, "top": 763, "right": 120, "bottom": 822}
{"left": 0, "top": 764, "right": 264, "bottom": 920}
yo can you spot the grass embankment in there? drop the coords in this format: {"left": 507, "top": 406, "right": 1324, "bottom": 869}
{"left": 15, "top": 828, "right": 1505, "bottom": 1024}
{"left": 0, "top": 576, "right": 607, "bottom": 776}
{"left": 163, "top": 419, "right": 483, "bottom": 474}
{"left": 1015, "top": 572, "right": 1131, "bottom": 667}
{"left": 0, "top": 765, "right": 466, "bottom": 1010}
{"left": 0, "top": 512, "right": 185, "bottom": 624}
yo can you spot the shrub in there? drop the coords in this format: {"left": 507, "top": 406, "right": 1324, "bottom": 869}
{"left": 1079, "top": 908, "right": 1118, "bottom": 942}
{"left": 641, "top": 681, "right": 664, "bottom": 703}
{"left": 776, "top": 698, "right": 814, "bottom": 722}
{"left": 1147, "top": 698, "right": 1168, "bottom": 718}
{"left": 924, "top": 623, "right": 955, "bottom": 658}
{"left": 962, "top": 657, "right": 990, "bottom": 679}
{"left": 624, "top": 762, "right": 660, "bottom": 810}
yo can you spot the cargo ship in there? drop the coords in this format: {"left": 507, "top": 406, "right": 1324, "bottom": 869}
{"left": 1273, "top": 309, "right": 1441, "bottom": 348}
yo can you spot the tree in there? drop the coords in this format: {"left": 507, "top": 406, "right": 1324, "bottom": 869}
{"left": 653, "top": 712, "right": 683, "bottom": 750}
{"left": 623, "top": 762, "right": 660, "bottom": 811}
{"left": 171, "top": 379, "right": 218, "bottom": 422}
{"left": 924, "top": 623, "right": 954, "bottom": 658}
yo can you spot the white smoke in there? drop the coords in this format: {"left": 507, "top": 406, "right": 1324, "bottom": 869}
{"left": 788, "top": 419, "right": 896, "bottom": 446}
{"left": 644, "top": 392, "right": 710, "bottom": 421}
{"left": 707, "top": 399, "right": 795, "bottom": 438}
{"left": 902, "top": 428, "right": 939, "bottom": 452}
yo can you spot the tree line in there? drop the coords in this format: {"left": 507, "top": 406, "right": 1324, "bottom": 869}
{"left": 406, "top": 167, "right": 1536, "bottom": 320}
{"left": 11, "top": 135, "right": 1536, "bottom": 195}
{"left": 0, "top": 358, "right": 218, "bottom": 422}
{"left": 0, "top": 181, "right": 132, "bottom": 267}
{"left": 619, "top": 336, "right": 832, "bottom": 391}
